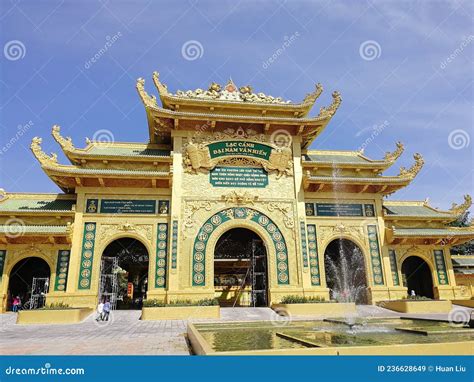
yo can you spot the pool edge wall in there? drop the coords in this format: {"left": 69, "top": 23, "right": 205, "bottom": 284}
{"left": 271, "top": 302, "right": 356, "bottom": 316}
{"left": 142, "top": 306, "right": 220, "bottom": 320}
{"left": 377, "top": 300, "right": 452, "bottom": 313}
{"left": 16, "top": 308, "right": 93, "bottom": 325}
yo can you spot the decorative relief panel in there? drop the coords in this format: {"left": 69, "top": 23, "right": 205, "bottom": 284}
{"left": 192, "top": 207, "right": 290, "bottom": 287}
{"left": 96, "top": 223, "right": 153, "bottom": 247}
{"left": 318, "top": 223, "right": 365, "bottom": 246}
{"left": 367, "top": 225, "right": 384, "bottom": 286}
{"left": 54, "top": 249, "right": 71, "bottom": 291}
{"left": 306, "top": 224, "right": 321, "bottom": 286}
{"left": 182, "top": 128, "right": 293, "bottom": 178}
{"left": 78, "top": 222, "right": 96, "bottom": 290}
{"left": 155, "top": 223, "right": 168, "bottom": 288}
{"left": 433, "top": 249, "right": 448, "bottom": 285}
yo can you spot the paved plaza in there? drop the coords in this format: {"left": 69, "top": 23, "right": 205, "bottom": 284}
{"left": 0, "top": 306, "right": 471, "bottom": 355}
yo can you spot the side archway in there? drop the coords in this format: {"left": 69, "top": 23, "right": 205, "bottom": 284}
{"left": 323, "top": 238, "right": 369, "bottom": 304}
{"left": 8, "top": 257, "right": 51, "bottom": 310}
{"left": 192, "top": 207, "right": 289, "bottom": 287}
{"left": 401, "top": 256, "right": 434, "bottom": 299}
{"left": 98, "top": 237, "right": 150, "bottom": 309}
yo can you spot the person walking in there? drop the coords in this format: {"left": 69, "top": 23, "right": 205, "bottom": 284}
{"left": 95, "top": 300, "right": 104, "bottom": 321}
{"left": 12, "top": 296, "right": 21, "bottom": 313}
{"left": 103, "top": 299, "right": 111, "bottom": 321}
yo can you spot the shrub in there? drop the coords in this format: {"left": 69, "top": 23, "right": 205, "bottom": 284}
{"left": 280, "top": 295, "right": 329, "bottom": 304}
{"left": 41, "top": 302, "right": 71, "bottom": 310}
{"left": 142, "top": 298, "right": 219, "bottom": 307}
{"left": 406, "top": 295, "right": 432, "bottom": 301}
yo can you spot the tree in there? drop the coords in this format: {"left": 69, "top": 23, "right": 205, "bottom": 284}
{"left": 450, "top": 211, "right": 474, "bottom": 255}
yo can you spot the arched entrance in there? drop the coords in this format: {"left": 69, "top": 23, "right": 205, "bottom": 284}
{"left": 8, "top": 257, "right": 50, "bottom": 310}
{"left": 324, "top": 239, "right": 368, "bottom": 304}
{"left": 214, "top": 228, "right": 268, "bottom": 307}
{"left": 99, "top": 238, "right": 149, "bottom": 309}
{"left": 401, "top": 256, "right": 434, "bottom": 299}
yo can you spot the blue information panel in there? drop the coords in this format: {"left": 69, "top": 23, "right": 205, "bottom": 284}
{"left": 0, "top": 356, "right": 471, "bottom": 382}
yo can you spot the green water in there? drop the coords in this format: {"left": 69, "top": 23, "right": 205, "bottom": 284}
{"left": 195, "top": 319, "right": 474, "bottom": 352}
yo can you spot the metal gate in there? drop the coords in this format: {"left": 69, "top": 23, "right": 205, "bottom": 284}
{"left": 99, "top": 256, "right": 119, "bottom": 310}
{"left": 250, "top": 239, "right": 267, "bottom": 307}
{"left": 25, "top": 277, "right": 49, "bottom": 309}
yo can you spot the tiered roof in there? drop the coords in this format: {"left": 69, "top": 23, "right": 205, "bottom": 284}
{"left": 302, "top": 149, "right": 424, "bottom": 195}
{"left": 0, "top": 191, "right": 74, "bottom": 244}
{"left": 30, "top": 127, "right": 173, "bottom": 193}
{"left": 383, "top": 195, "right": 473, "bottom": 245}
{"left": 136, "top": 71, "right": 342, "bottom": 147}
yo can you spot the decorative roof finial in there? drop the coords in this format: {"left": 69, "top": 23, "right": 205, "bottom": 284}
{"left": 152, "top": 71, "right": 168, "bottom": 96}
{"left": 384, "top": 141, "right": 404, "bottom": 163}
{"left": 449, "top": 194, "right": 472, "bottom": 216}
{"left": 51, "top": 125, "right": 75, "bottom": 152}
{"left": 398, "top": 153, "right": 424, "bottom": 179}
{"left": 318, "top": 91, "right": 342, "bottom": 119}
{"left": 30, "top": 137, "right": 58, "bottom": 167}
{"left": 302, "top": 83, "right": 323, "bottom": 105}
{"left": 136, "top": 78, "right": 157, "bottom": 108}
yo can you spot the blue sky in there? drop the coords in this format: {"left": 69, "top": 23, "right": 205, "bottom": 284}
{"left": 0, "top": 0, "right": 472, "bottom": 210}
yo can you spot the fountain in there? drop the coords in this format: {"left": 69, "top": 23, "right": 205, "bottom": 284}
{"left": 324, "top": 239, "right": 368, "bottom": 305}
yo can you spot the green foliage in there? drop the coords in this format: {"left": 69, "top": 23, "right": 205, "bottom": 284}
{"left": 405, "top": 295, "right": 432, "bottom": 301}
{"left": 450, "top": 211, "right": 474, "bottom": 256}
{"left": 41, "top": 302, "right": 71, "bottom": 310}
{"left": 142, "top": 298, "right": 219, "bottom": 307}
{"left": 280, "top": 295, "right": 330, "bottom": 304}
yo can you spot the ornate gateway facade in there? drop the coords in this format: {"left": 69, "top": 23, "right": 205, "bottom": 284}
{"left": 1, "top": 71, "right": 473, "bottom": 311}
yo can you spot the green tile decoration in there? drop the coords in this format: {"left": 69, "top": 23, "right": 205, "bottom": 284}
{"left": 171, "top": 220, "right": 178, "bottom": 269}
{"left": 192, "top": 208, "right": 289, "bottom": 286}
{"left": 367, "top": 225, "right": 384, "bottom": 285}
{"left": 388, "top": 249, "right": 399, "bottom": 286}
{"left": 433, "top": 249, "right": 448, "bottom": 285}
{"left": 77, "top": 222, "right": 96, "bottom": 290}
{"left": 0, "top": 250, "right": 6, "bottom": 279}
{"left": 300, "top": 220, "right": 308, "bottom": 268}
{"left": 155, "top": 223, "right": 168, "bottom": 288}
{"left": 54, "top": 249, "right": 71, "bottom": 291}
{"left": 306, "top": 224, "right": 321, "bottom": 286}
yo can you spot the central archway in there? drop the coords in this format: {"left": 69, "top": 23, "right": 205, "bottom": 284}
{"left": 8, "top": 257, "right": 50, "bottom": 310}
{"left": 323, "top": 239, "right": 369, "bottom": 304}
{"left": 214, "top": 228, "right": 268, "bottom": 307}
{"left": 99, "top": 237, "right": 149, "bottom": 309}
{"left": 401, "top": 256, "right": 434, "bottom": 299}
